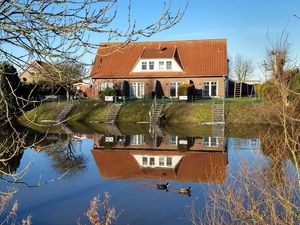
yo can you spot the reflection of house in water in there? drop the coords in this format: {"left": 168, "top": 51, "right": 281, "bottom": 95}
{"left": 92, "top": 134, "right": 228, "bottom": 183}
{"left": 233, "top": 138, "right": 260, "bottom": 151}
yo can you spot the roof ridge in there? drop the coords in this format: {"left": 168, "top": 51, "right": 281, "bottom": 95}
{"left": 99, "top": 38, "right": 227, "bottom": 46}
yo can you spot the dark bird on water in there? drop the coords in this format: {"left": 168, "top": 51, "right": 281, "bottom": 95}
{"left": 156, "top": 182, "right": 169, "bottom": 190}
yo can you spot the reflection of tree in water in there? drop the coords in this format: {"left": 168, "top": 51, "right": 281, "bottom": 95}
{"left": 45, "top": 134, "right": 87, "bottom": 177}
{"left": 0, "top": 129, "right": 28, "bottom": 182}
{"left": 260, "top": 127, "right": 299, "bottom": 188}
{"left": 0, "top": 152, "right": 23, "bottom": 175}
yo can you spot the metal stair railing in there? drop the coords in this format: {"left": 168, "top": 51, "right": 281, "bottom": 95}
{"left": 149, "top": 95, "right": 157, "bottom": 123}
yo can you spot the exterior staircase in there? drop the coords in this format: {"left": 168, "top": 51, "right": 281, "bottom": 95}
{"left": 61, "top": 124, "right": 73, "bottom": 135}
{"left": 151, "top": 104, "right": 164, "bottom": 124}
{"left": 55, "top": 103, "right": 73, "bottom": 123}
{"left": 212, "top": 98, "right": 225, "bottom": 124}
{"left": 105, "top": 123, "right": 123, "bottom": 136}
{"left": 149, "top": 123, "right": 164, "bottom": 138}
{"left": 105, "top": 103, "right": 123, "bottom": 123}
{"left": 149, "top": 97, "right": 165, "bottom": 124}
{"left": 234, "top": 82, "right": 242, "bottom": 98}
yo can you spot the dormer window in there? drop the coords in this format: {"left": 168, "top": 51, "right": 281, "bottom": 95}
{"left": 166, "top": 61, "right": 172, "bottom": 70}
{"left": 149, "top": 61, "right": 154, "bottom": 70}
{"left": 159, "top": 61, "right": 164, "bottom": 70}
{"left": 142, "top": 62, "right": 147, "bottom": 70}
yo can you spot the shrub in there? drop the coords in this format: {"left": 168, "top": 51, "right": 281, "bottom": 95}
{"left": 288, "top": 71, "right": 300, "bottom": 93}
{"left": 260, "top": 80, "right": 280, "bottom": 100}
{"left": 99, "top": 87, "right": 119, "bottom": 97}
{"left": 177, "top": 84, "right": 195, "bottom": 96}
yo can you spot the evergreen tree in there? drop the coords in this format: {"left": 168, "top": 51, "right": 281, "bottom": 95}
{"left": 0, "top": 62, "right": 20, "bottom": 117}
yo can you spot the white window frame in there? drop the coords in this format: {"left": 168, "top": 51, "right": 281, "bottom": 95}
{"left": 130, "top": 82, "right": 145, "bottom": 98}
{"left": 202, "top": 137, "right": 219, "bottom": 147}
{"left": 130, "top": 134, "right": 145, "bottom": 145}
{"left": 142, "top": 157, "right": 148, "bottom": 166}
{"left": 169, "top": 82, "right": 182, "bottom": 97}
{"left": 149, "top": 61, "right": 154, "bottom": 70}
{"left": 202, "top": 81, "right": 218, "bottom": 97}
{"left": 166, "top": 61, "right": 172, "bottom": 70}
{"left": 141, "top": 62, "right": 147, "bottom": 70}
{"left": 166, "top": 157, "right": 172, "bottom": 166}
{"left": 100, "top": 82, "right": 113, "bottom": 91}
{"left": 159, "top": 61, "right": 164, "bottom": 70}
{"left": 169, "top": 136, "right": 178, "bottom": 146}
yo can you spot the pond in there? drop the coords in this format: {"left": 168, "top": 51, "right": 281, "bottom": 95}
{"left": 0, "top": 123, "right": 298, "bottom": 225}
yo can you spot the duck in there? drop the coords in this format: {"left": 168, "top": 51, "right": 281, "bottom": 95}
{"left": 178, "top": 186, "right": 192, "bottom": 194}
{"left": 156, "top": 182, "right": 169, "bottom": 190}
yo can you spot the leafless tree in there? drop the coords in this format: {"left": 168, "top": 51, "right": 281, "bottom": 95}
{"left": 0, "top": 0, "right": 187, "bottom": 68}
{"left": 0, "top": 0, "right": 187, "bottom": 119}
{"left": 263, "top": 31, "right": 292, "bottom": 84}
{"left": 188, "top": 33, "right": 300, "bottom": 225}
{"left": 234, "top": 54, "right": 254, "bottom": 81}
{"left": 0, "top": 0, "right": 187, "bottom": 222}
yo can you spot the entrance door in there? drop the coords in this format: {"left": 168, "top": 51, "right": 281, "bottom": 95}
{"left": 130, "top": 82, "right": 144, "bottom": 98}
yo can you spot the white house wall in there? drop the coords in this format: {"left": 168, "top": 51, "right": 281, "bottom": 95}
{"left": 132, "top": 58, "right": 183, "bottom": 73}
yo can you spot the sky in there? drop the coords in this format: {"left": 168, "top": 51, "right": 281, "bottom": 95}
{"left": 8, "top": 0, "right": 300, "bottom": 80}
{"left": 89, "top": 0, "right": 300, "bottom": 80}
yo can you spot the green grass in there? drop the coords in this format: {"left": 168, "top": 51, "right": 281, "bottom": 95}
{"left": 164, "top": 123, "right": 212, "bottom": 136}
{"left": 118, "top": 122, "right": 149, "bottom": 134}
{"left": 21, "top": 102, "right": 66, "bottom": 122}
{"left": 118, "top": 101, "right": 151, "bottom": 123}
{"left": 67, "top": 121, "right": 110, "bottom": 134}
{"left": 19, "top": 97, "right": 264, "bottom": 133}
{"left": 225, "top": 101, "right": 264, "bottom": 124}
{"left": 225, "top": 97, "right": 261, "bottom": 104}
{"left": 163, "top": 103, "right": 211, "bottom": 123}
{"left": 68, "top": 100, "right": 108, "bottom": 123}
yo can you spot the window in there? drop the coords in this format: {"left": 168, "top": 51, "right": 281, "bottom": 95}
{"left": 142, "top": 62, "right": 147, "bottom": 70}
{"left": 130, "top": 82, "right": 144, "bottom": 98}
{"left": 100, "top": 82, "right": 113, "bottom": 91}
{"left": 211, "top": 82, "right": 217, "bottom": 96}
{"left": 169, "top": 82, "right": 176, "bottom": 97}
{"left": 159, "top": 61, "right": 164, "bottom": 70}
{"left": 159, "top": 157, "right": 165, "bottom": 166}
{"left": 202, "top": 81, "right": 218, "bottom": 97}
{"left": 130, "top": 135, "right": 145, "bottom": 145}
{"left": 166, "top": 61, "right": 172, "bottom": 70}
{"left": 142, "top": 157, "right": 148, "bottom": 166}
{"left": 150, "top": 157, "right": 155, "bottom": 166}
{"left": 149, "top": 61, "right": 154, "bottom": 70}
{"left": 169, "top": 82, "right": 182, "bottom": 97}
{"left": 169, "top": 136, "right": 178, "bottom": 146}
{"left": 166, "top": 157, "right": 172, "bottom": 166}
{"left": 203, "top": 82, "right": 210, "bottom": 97}
{"left": 203, "top": 137, "right": 219, "bottom": 147}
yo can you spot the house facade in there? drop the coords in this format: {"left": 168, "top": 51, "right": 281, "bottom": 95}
{"left": 19, "top": 60, "right": 47, "bottom": 83}
{"left": 91, "top": 39, "right": 228, "bottom": 98}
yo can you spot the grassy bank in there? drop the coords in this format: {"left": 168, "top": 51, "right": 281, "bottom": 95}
{"left": 19, "top": 98, "right": 264, "bottom": 131}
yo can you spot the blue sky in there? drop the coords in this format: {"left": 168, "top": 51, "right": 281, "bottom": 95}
{"left": 92, "top": 0, "right": 300, "bottom": 80}
{"left": 9, "top": 0, "right": 300, "bottom": 80}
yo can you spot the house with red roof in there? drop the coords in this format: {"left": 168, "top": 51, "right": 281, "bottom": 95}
{"left": 90, "top": 39, "right": 228, "bottom": 98}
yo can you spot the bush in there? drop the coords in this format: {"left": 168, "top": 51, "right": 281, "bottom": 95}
{"left": 260, "top": 80, "right": 280, "bottom": 100}
{"left": 99, "top": 87, "right": 119, "bottom": 97}
{"left": 288, "top": 71, "right": 300, "bottom": 93}
{"left": 177, "top": 84, "right": 195, "bottom": 96}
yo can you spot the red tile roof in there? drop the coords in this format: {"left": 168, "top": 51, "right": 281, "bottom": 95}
{"left": 91, "top": 149, "right": 227, "bottom": 183}
{"left": 140, "top": 47, "right": 175, "bottom": 59}
{"left": 90, "top": 39, "right": 227, "bottom": 79}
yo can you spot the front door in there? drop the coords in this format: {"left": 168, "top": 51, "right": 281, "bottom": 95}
{"left": 130, "top": 82, "right": 144, "bottom": 98}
